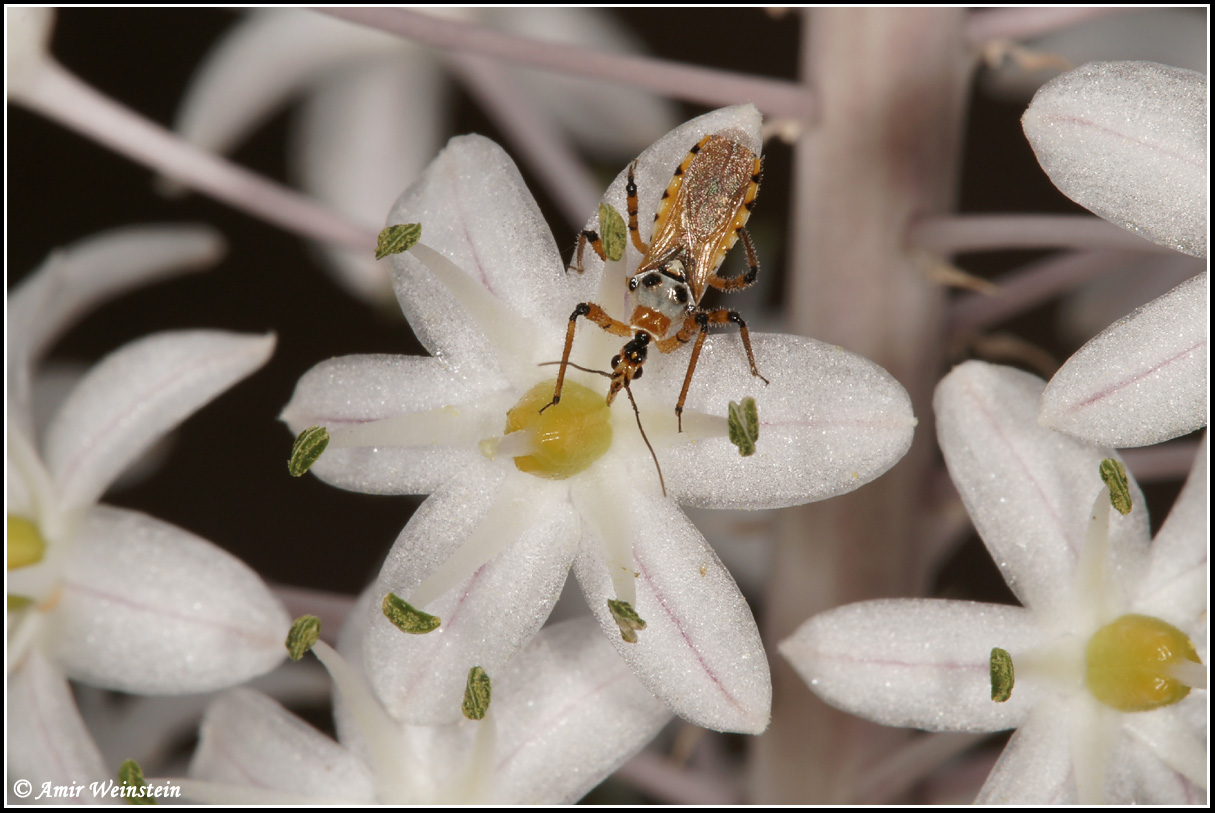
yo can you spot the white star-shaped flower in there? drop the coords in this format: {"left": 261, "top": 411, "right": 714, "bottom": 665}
{"left": 782, "top": 361, "right": 1206, "bottom": 803}
{"left": 282, "top": 105, "right": 916, "bottom": 734}
{"left": 182, "top": 607, "right": 671, "bottom": 805}
{"left": 7, "top": 226, "right": 290, "bottom": 796}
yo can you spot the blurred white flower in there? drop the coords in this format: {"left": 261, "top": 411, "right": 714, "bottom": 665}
{"left": 7, "top": 226, "right": 290, "bottom": 798}
{"left": 782, "top": 362, "right": 1207, "bottom": 803}
{"left": 282, "top": 106, "right": 917, "bottom": 734}
{"left": 183, "top": 611, "right": 671, "bottom": 804}
{"left": 172, "top": 8, "right": 677, "bottom": 305}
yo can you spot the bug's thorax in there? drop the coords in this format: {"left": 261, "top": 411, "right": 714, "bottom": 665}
{"left": 626, "top": 250, "right": 694, "bottom": 341}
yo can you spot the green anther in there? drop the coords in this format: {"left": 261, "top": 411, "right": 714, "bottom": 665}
{"left": 599, "top": 203, "right": 626, "bottom": 262}
{"left": 375, "top": 223, "right": 422, "bottom": 260}
{"left": 7, "top": 514, "right": 46, "bottom": 569}
{"left": 608, "top": 599, "right": 647, "bottom": 644}
{"left": 727, "top": 397, "right": 760, "bottom": 457}
{"left": 286, "top": 615, "right": 321, "bottom": 661}
{"left": 118, "top": 759, "right": 156, "bottom": 805}
{"left": 288, "top": 426, "right": 329, "bottom": 477}
{"left": 462, "top": 665, "right": 492, "bottom": 720}
{"left": 382, "top": 592, "right": 441, "bottom": 634}
{"left": 990, "top": 647, "right": 1015, "bottom": 702}
{"left": 1099, "top": 458, "right": 1132, "bottom": 515}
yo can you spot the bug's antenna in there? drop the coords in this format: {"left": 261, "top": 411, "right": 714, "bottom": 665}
{"left": 538, "top": 361, "right": 666, "bottom": 497}
{"left": 539, "top": 360, "right": 610, "bottom": 377}
{"left": 622, "top": 382, "right": 666, "bottom": 498}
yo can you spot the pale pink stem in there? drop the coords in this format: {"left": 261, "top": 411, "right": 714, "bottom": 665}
{"left": 965, "top": 7, "right": 1130, "bottom": 46}
{"left": 617, "top": 750, "right": 741, "bottom": 805}
{"left": 318, "top": 7, "right": 814, "bottom": 119}
{"left": 858, "top": 732, "right": 987, "bottom": 804}
{"left": 948, "top": 250, "right": 1123, "bottom": 337}
{"left": 448, "top": 54, "right": 600, "bottom": 228}
{"left": 911, "top": 214, "right": 1173, "bottom": 255}
{"left": 13, "top": 59, "right": 377, "bottom": 254}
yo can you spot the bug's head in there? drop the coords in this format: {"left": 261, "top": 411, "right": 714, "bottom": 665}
{"left": 606, "top": 332, "right": 650, "bottom": 405}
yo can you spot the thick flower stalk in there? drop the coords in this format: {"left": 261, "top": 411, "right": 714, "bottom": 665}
{"left": 181, "top": 609, "right": 671, "bottom": 804}
{"left": 7, "top": 226, "right": 290, "bottom": 795}
{"left": 282, "top": 105, "right": 916, "bottom": 734}
{"left": 781, "top": 361, "right": 1206, "bottom": 803}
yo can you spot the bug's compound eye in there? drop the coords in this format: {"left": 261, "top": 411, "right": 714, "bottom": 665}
{"left": 643, "top": 273, "right": 662, "bottom": 288}
{"left": 632, "top": 367, "right": 643, "bottom": 380}
{"left": 610, "top": 355, "right": 622, "bottom": 369}
{"left": 499, "top": 381, "right": 612, "bottom": 480}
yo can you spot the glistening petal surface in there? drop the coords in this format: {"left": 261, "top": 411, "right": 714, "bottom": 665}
{"left": 1023, "top": 60, "right": 1208, "bottom": 257}
{"left": 781, "top": 599, "right": 1039, "bottom": 733}
{"left": 190, "top": 687, "right": 376, "bottom": 803}
{"left": 1040, "top": 272, "right": 1208, "bottom": 447}
{"left": 487, "top": 617, "right": 672, "bottom": 804}
{"left": 935, "top": 362, "right": 1151, "bottom": 616}
{"left": 45, "top": 330, "right": 275, "bottom": 512}
{"left": 572, "top": 461, "right": 771, "bottom": 734}
{"left": 46, "top": 506, "right": 289, "bottom": 694}
{"left": 363, "top": 466, "right": 578, "bottom": 724}
{"left": 281, "top": 354, "right": 504, "bottom": 495}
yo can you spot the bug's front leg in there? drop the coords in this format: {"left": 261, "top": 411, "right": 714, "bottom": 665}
{"left": 543, "top": 303, "right": 631, "bottom": 412}
{"left": 663, "top": 309, "right": 769, "bottom": 432}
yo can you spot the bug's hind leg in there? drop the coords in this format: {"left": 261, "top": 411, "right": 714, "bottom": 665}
{"left": 626, "top": 160, "right": 648, "bottom": 255}
{"left": 708, "top": 227, "right": 760, "bottom": 292}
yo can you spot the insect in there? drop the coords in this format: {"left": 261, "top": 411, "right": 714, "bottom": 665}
{"left": 545, "top": 131, "right": 769, "bottom": 431}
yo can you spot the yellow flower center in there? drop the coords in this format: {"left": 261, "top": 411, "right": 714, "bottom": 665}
{"left": 7, "top": 514, "right": 45, "bottom": 570}
{"left": 504, "top": 380, "right": 612, "bottom": 479}
{"left": 1085, "top": 614, "right": 1201, "bottom": 712}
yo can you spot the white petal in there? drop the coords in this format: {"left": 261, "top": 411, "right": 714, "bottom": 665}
{"left": 572, "top": 465, "right": 770, "bottom": 734}
{"left": 935, "top": 362, "right": 1151, "bottom": 616}
{"left": 363, "top": 466, "right": 578, "bottom": 724}
{"left": 1022, "top": 61, "right": 1207, "bottom": 257}
{"left": 294, "top": 55, "right": 446, "bottom": 305}
{"left": 1040, "top": 271, "right": 1208, "bottom": 447}
{"left": 7, "top": 650, "right": 110, "bottom": 800}
{"left": 645, "top": 333, "right": 916, "bottom": 509}
{"left": 8, "top": 225, "right": 223, "bottom": 433}
{"left": 488, "top": 8, "right": 678, "bottom": 156}
{"left": 173, "top": 9, "right": 405, "bottom": 159}
{"left": 386, "top": 135, "right": 565, "bottom": 370}
{"left": 1119, "top": 706, "right": 1208, "bottom": 803}
{"left": 781, "top": 599, "right": 1039, "bottom": 733}
{"left": 1134, "top": 434, "right": 1208, "bottom": 624}
{"left": 46, "top": 506, "right": 289, "bottom": 694}
{"left": 487, "top": 617, "right": 672, "bottom": 804}
{"left": 45, "top": 331, "right": 274, "bottom": 511}
{"left": 281, "top": 354, "right": 504, "bottom": 495}
{"left": 190, "top": 687, "right": 375, "bottom": 803}
{"left": 975, "top": 698, "right": 1078, "bottom": 803}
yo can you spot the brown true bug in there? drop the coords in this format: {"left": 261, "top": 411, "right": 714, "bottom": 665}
{"left": 545, "top": 131, "right": 769, "bottom": 431}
